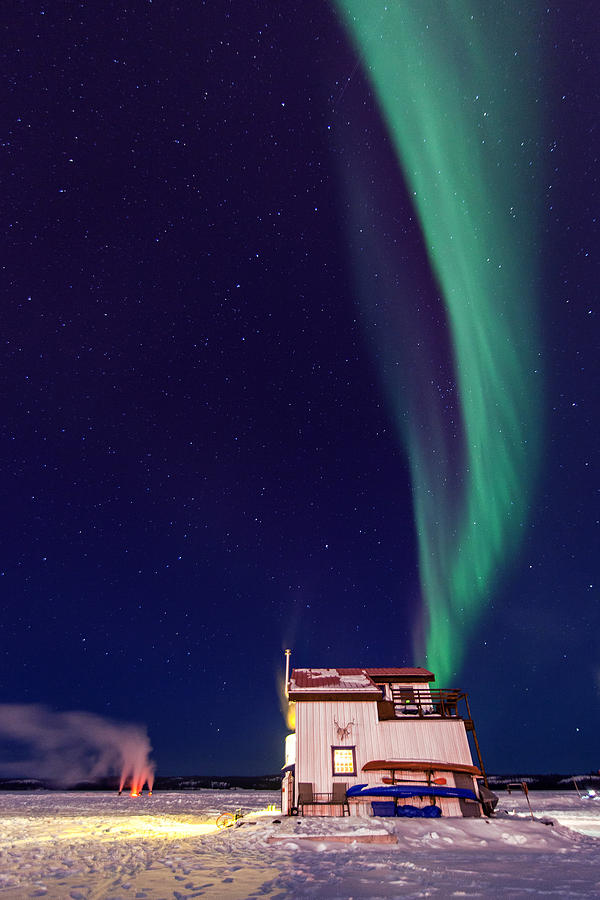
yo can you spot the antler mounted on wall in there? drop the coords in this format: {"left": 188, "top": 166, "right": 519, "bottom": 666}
{"left": 333, "top": 718, "right": 355, "bottom": 741}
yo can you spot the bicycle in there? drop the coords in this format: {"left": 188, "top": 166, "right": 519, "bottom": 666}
{"left": 216, "top": 807, "right": 244, "bottom": 828}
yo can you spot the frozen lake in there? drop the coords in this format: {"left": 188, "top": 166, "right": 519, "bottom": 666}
{"left": 0, "top": 789, "right": 599, "bottom": 898}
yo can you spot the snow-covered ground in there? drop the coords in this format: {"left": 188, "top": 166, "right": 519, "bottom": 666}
{"left": 0, "top": 789, "right": 599, "bottom": 898}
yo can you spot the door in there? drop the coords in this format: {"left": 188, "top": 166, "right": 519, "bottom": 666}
{"left": 281, "top": 770, "right": 295, "bottom": 815}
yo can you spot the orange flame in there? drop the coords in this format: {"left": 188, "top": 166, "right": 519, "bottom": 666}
{"left": 119, "top": 761, "right": 155, "bottom": 798}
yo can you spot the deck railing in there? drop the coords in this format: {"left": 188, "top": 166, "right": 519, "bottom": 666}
{"left": 377, "top": 688, "right": 471, "bottom": 723}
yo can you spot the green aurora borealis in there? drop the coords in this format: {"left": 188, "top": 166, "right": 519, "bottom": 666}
{"left": 335, "top": 1, "right": 544, "bottom": 681}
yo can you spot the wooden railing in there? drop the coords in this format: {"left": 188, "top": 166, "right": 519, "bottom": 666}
{"left": 377, "top": 688, "right": 469, "bottom": 721}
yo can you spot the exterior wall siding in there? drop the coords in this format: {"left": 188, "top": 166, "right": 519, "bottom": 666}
{"left": 295, "top": 694, "right": 476, "bottom": 817}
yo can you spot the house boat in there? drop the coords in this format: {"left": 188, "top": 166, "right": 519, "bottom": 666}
{"left": 281, "top": 664, "right": 489, "bottom": 818}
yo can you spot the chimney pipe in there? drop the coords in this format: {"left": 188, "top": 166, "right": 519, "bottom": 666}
{"left": 284, "top": 649, "right": 291, "bottom": 699}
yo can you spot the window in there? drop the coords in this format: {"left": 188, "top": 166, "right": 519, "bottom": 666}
{"left": 331, "top": 746, "right": 356, "bottom": 776}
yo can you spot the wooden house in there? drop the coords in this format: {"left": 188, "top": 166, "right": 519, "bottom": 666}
{"left": 281, "top": 665, "right": 488, "bottom": 818}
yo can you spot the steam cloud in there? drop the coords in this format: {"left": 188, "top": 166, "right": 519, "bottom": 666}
{"left": 0, "top": 704, "right": 155, "bottom": 789}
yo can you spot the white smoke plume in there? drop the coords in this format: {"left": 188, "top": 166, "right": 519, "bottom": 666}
{"left": 0, "top": 704, "right": 155, "bottom": 789}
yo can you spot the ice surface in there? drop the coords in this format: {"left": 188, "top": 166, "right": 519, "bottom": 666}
{"left": 0, "top": 789, "right": 598, "bottom": 898}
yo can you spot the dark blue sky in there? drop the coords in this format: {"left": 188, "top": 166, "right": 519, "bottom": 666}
{"left": 2, "top": 1, "right": 598, "bottom": 776}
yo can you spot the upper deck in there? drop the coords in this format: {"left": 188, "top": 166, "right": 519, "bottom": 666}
{"left": 375, "top": 687, "right": 472, "bottom": 725}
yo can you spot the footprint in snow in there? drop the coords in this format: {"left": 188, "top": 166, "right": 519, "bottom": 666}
{"left": 501, "top": 832, "right": 527, "bottom": 845}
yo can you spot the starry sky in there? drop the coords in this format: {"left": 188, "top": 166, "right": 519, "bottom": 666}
{"left": 3, "top": 1, "right": 598, "bottom": 777}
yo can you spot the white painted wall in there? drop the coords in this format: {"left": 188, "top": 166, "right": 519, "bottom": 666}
{"left": 296, "top": 694, "right": 475, "bottom": 813}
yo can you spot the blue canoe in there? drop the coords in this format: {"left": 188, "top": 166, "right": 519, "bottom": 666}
{"left": 346, "top": 783, "right": 479, "bottom": 802}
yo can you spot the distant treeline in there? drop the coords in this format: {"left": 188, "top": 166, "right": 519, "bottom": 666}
{"left": 0, "top": 772, "right": 598, "bottom": 791}
{"left": 0, "top": 774, "right": 282, "bottom": 791}
{"left": 487, "top": 773, "right": 600, "bottom": 791}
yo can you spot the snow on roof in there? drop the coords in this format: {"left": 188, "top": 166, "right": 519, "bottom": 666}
{"left": 290, "top": 668, "right": 380, "bottom": 693}
{"left": 289, "top": 666, "right": 434, "bottom": 695}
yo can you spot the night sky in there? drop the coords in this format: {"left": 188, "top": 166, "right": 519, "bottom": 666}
{"left": 3, "top": 2, "right": 598, "bottom": 777}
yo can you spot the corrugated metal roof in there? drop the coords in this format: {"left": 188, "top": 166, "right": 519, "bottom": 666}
{"left": 288, "top": 666, "right": 435, "bottom": 695}
{"left": 365, "top": 667, "right": 435, "bottom": 679}
{"left": 290, "top": 668, "right": 379, "bottom": 692}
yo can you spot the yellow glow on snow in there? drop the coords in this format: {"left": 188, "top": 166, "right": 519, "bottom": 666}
{"left": 9, "top": 816, "right": 219, "bottom": 846}
{"left": 247, "top": 805, "right": 280, "bottom": 817}
{"left": 127, "top": 818, "right": 219, "bottom": 838}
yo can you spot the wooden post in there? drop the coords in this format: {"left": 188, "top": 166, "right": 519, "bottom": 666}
{"left": 464, "top": 694, "right": 489, "bottom": 788}
{"left": 521, "top": 782, "right": 535, "bottom": 820}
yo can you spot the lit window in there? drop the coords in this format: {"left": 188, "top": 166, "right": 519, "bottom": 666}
{"left": 332, "top": 746, "right": 356, "bottom": 776}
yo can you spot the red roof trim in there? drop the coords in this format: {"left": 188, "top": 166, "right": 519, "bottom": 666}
{"left": 365, "top": 667, "right": 435, "bottom": 679}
